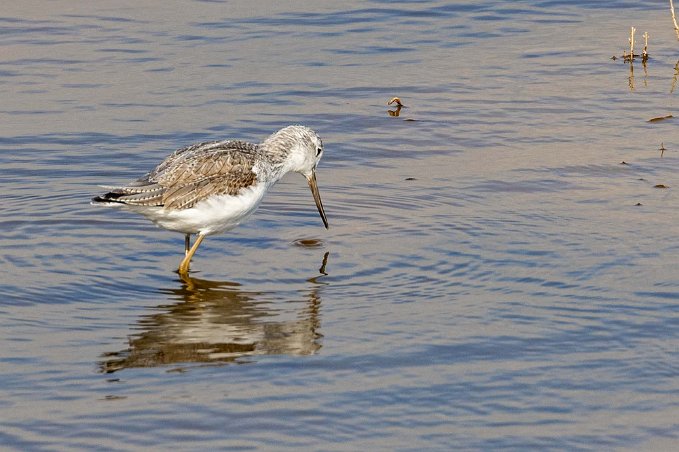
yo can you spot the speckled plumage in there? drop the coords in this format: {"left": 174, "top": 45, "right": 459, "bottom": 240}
{"left": 92, "top": 125, "right": 328, "bottom": 274}
{"left": 96, "top": 140, "right": 260, "bottom": 210}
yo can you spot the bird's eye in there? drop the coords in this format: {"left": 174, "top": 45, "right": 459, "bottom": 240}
{"left": 316, "top": 147, "right": 322, "bottom": 156}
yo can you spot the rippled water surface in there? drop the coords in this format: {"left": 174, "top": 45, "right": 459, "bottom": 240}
{"left": 1, "top": 0, "right": 678, "bottom": 450}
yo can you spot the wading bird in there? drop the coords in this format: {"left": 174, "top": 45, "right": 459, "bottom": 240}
{"left": 92, "top": 125, "right": 328, "bottom": 274}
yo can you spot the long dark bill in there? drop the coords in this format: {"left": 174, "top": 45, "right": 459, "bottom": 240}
{"left": 307, "top": 170, "right": 329, "bottom": 229}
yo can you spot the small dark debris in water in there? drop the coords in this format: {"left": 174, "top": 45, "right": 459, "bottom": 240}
{"left": 611, "top": 55, "right": 618, "bottom": 60}
{"left": 388, "top": 97, "right": 405, "bottom": 107}
{"left": 620, "top": 161, "right": 629, "bottom": 165}
{"left": 293, "top": 238, "right": 324, "bottom": 248}
{"left": 660, "top": 142, "right": 666, "bottom": 157}
{"left": 654, "top": 184, "right": 669, "bottom": 188}
{"left": 106, "top": 378, "right": 121, "bottom": 383}
{"left": 635, "top": 202, "right": 643, "bottom": 206}
{"left": 102, "top": 395, "right": 127, "bottom": 401}
{"left": 319, "top": 251, "right": 329, "bottom": 275}
{"left": 621, "top": 51, "right": 641, "bottom": 63}
{"left": 403, "top": 118, "right": 417, "bottom": 122}
{"left": 638, "top": 178, "right": 646, "bottom": 181}
{"left": 405, "top": 177, "right": 416, "bottom": 181}
{"left": 648, "top": 114, "right": 673, "bottom": 122}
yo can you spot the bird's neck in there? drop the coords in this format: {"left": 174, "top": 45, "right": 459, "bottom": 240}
{"left": 258, "top": 136, "right": 303, "bottom": 182}
{"left": 254, "top": 152, "right": 294, "bottom": 186}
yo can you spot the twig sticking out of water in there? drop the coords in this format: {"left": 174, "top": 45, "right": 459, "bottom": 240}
{"left": 642, "top": 32, "right": 649, "bottom": 63}
{"left": 387, "top": 97, "right": 405, "bottom": 117}
{"left": 622, "top": 27, "right": 637, "bottom": 62}
{"left": 671, "top": 0, "right": 679, "bottom": 39}
{"left": 619, "top": 26, "right": 649, "bottom": 64}
{"left": 387, "top": 97, "right": 405, "bottom": 107}
{"left": 629, "top": 27, "right": 636, "bottom": 60}
{"left": 671, "top": 61, "right": 679, "bottom": 93}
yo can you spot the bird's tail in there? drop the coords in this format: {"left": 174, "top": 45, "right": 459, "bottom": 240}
{"left": 91, "top": 193, "right": 125, "bottom": 206}
{"left": 91, "top": 184, "right": 164, "bottom": 206}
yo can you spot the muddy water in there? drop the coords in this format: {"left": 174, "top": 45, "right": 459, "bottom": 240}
{"left": 1, "top": 1, "right": 677, "bottom": 449}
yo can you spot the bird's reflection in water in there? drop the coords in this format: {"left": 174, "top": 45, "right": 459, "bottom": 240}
{"left": 100, "top": 252, "right": 329, "bottom": 373}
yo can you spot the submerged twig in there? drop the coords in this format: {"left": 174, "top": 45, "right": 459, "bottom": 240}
{"left": 648, "top": 114, "right": 673, "bottom": 122}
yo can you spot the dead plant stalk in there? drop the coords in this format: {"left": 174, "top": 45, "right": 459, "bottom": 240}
{"left": 671, "top": 0, "right": 679, "bottom": 39}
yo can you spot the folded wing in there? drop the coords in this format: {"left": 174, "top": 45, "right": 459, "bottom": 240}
{"left": 92, "top": 140, "right": 259, "bottom": 210}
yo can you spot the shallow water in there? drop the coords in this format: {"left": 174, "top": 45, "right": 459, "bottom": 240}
{"left": 1, "top": 0, "right": 678, "bottom": 450}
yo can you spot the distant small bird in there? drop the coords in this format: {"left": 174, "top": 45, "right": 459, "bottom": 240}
{"left": 92, "top": 125, "right": 328, "bottom": 274}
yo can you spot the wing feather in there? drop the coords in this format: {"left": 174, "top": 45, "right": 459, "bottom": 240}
{"left": 93, "top": 140, "right": 261, "bottom": 209}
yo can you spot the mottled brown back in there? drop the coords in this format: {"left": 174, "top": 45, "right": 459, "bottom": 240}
{"left": 94, "top": 140, "right": 260, "bottom": 210}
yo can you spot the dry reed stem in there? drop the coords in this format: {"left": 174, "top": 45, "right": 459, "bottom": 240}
{"left": 629, "top": 26, "right": 636, "bottom": 59}
{"left": 671, "top": 0, "right": 679, "bottom": 39}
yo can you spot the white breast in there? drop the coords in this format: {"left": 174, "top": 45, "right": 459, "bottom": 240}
{"left": 134, "top": 182, "right": 269, "bottom": 235}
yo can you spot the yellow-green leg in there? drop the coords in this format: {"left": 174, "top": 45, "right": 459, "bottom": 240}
{"left": 178, "top": 234, "right": 205, "bottom": 274}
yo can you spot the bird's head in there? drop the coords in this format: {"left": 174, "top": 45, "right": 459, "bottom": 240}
{"left": 265, "top": 125, "right": 328, "bottom": 229}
